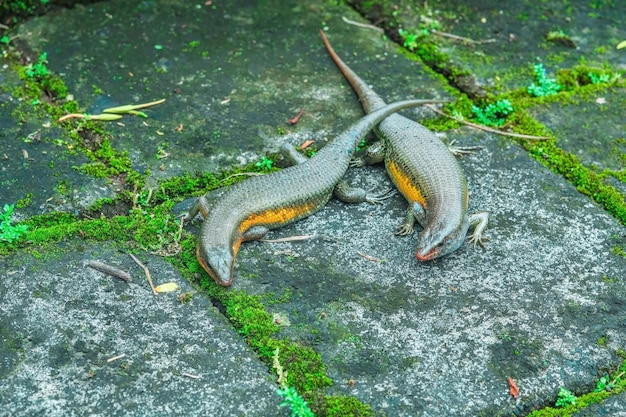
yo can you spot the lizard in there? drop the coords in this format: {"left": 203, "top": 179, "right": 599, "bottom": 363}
{"left": 185, "top": 98, "right": 447, "bottom": 286}
{"left": 319, "top": 29, "right": 488, "bottom": 261}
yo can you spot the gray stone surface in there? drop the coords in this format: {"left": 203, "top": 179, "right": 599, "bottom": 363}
{"left": 229, "top": 128, "right": 626, "bottom": 416}
{"left": 0, "top": 243, "right": 283, "bottom": 417}
{"left": 1, "top": 0, "right": 625, "bottom": 416}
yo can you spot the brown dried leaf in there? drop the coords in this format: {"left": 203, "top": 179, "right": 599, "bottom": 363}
{"left": 507, "top": 377, "right": 519, "bottom": 399}
{"left": 299, "top": 139, "right": 315, "bottom": 150}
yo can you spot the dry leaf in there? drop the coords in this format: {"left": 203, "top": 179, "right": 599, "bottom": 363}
{"left": 288, "top": 108, "right": 305, "bottom": 124}
{"left": 507, "top": 377, "right": 519, "bottom": 399}
{"left": 299, "top": 139, "right": 315, "bottom": 150}
{"left": 155, "top": 282, "right": 179, "bottom": 293}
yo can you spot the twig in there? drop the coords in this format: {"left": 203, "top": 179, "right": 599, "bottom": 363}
{"left": 129, "top": 253, "right": 158, "bottom": 295}
{"left": 0, "top": 24, "right": 9, "bottom": 30}
{"left": 430, "top": 29, "right": 495, "bottom": 45}
{"left": 341, "top": 16, "right": 385, "bottom": 33}
{"left": 261, "top": 234, "right": 316, "bottom": 243}
{"left": 425, "top": 105, "right": 552, "bottom": 140}
{"left": 86, "top": 260, "right": 132, "bottom": 282}
{"left": 356, "top": 251, "right": 383, "bottom": 262}
{"left": 611, "top": 371, "right": 625, "bottom": 386}
{"left": 57, "top": 113, "right": 123, "bottom": 122}
{"left": 107, "top": 354, "right": 126, "bottom": 363}
{"left": 103, "top": 98, "right": 166, "bottom": 114}
{"left": 182, "top": 372, "right": 201, "bottom": 379}
{"left": 220, "top": 172, "right": 264, "bottom": 183}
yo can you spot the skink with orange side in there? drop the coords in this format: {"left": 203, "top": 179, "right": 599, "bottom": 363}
{"left": 320, "top": 30, "right": 488, "bottom": 261}
{"left": 186, "top": 98, "right": 446, "bottom": 286}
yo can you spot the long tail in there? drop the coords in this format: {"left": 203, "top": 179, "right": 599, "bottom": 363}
{"left": 319, "top": 29, "right": 387, "bottom": 112}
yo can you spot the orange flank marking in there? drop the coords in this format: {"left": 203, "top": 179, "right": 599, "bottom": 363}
{"left": 238, "top": 202, "right": 318, "bottom": 236}
{"left": 387, "top": 160, "right": 426, "bottom": 208}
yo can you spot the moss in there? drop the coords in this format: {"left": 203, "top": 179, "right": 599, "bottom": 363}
{"left": 16, "top": 193, "right": 34, "bottom": 208}
{"left": 309, "top": 393, "right": 374, "bottom": 417}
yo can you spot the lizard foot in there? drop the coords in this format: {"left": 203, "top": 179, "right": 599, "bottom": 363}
{"left": 395, "top": 223, "right": 414, "bottom": 236}
{"left": 468, "top": 233, "right": 489, "bottom": 249}
{"left": 349, "top": 157, "right": 366, "bottom": 168}
{"left": 366, "top": 188, "right": 394, "bottom": 204}
{"left": 447, "top": 139, "right": 482, "bottom": 157}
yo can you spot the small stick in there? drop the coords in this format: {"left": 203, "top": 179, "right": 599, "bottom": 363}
{"left": 182, "top": 372, "right": 201, "bottom": 379}
{"left": 0, "top": 24, "right": 9, "bottom": 30}
{"left": 107, "top": 354, "right": 126, "bottom": 363}
{"left": 430, "top": 29, "right": 495, "bottom": 45}
{"left": 103, "top": 98, "right": 166, "bottom": 114}
{"left": 129, "top": 253, "right": 158, "bottom": 295}
{"left": 87, "top": 260, "right": 132, "bottom": 282}
{"left": 220, "top": 172, "right": 264, "bottom": 183}
{"left": 341, "top": 16, "right": 385, "bottom": 33}
{"left": 356, "top": 251, "right": 383, "bottom": 262}
{"left": 425, "top": 104, "right": 552, "bottom": 140}
{"left": 261, "top": 234, "right": 316, "bottom": 243}
{"left": 611, "top": 371, "right": 625, "bottom": 386}
{"left": 57, "top": 113, "right": 123, "bottom": 122}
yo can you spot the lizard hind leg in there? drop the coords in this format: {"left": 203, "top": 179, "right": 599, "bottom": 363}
{"left": 184, "top": 195, "right": 212, "bottom": 223}
{"left": 395, "top": 202, "right": 426, "bottom": 236}
{"left": 350, "top": 140, "right": 386, "bottom": 167}
{"left": 279, "top": 143, "right": 309, "bottom": 166}
{"left": 333, "top": 180, "right": 394, "bottom": 204}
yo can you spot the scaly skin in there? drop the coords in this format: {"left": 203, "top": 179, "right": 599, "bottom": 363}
{"left": 186, "top": 98, "right": 445, "bottom": 286}
{"left": 320, "top": 30, "right": 488, "bottom": 261}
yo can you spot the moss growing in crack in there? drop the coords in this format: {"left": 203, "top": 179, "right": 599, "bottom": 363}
{"left": 152, "top": 158, "right": 280, "bottom": 205}
{"left": 525, "top": 140, "right": 626, "bottom": 225}
{"left": 165, "top": 236, "right": 372, "bottom": 416}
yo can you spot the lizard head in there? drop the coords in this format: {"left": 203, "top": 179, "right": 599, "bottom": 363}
{"left": 196, "top": 243, "right": 235, "bottom": 286}
{"left": 415, "top": 217, "right": 469, "bottom": 261}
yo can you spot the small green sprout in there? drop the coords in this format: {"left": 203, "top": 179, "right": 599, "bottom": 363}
{"left": 471, "top": 99, "right": 514, "bottom": 127}
{"left": 255, "top": 157, "right": 273, "bottom": 171}
{"left": 0, "top": 204, "right": 28, "bottom": 243}
{"left": 277, "top": 386, "right": 315, "bottom": 417}
{"left": 594, "top": 370, "right": 624, "bottom": 392}
{"left": 1, "top": 35, "right": 10, "bottom": 45}
{"left": 594, "top": 375, "right": 613, "bottom": 392}
{"left": 25, "top": 52, "right": 50, "bottom": 78}
{"left": 528, "top": 63, "right": 562, "bottom": 97}
{"left": 555, "top": 387, "right": 577, "bottom": 407}
{"left": 273, "top": 348, "right": 315, "bottom": 417}
{"left": 588, "top": 72, "right": 610, "bottom": 84}
{"left": 398, "top": 29, "right": 420, "bottom": 52}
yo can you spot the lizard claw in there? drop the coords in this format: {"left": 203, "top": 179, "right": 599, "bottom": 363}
{"left": 467, "top": 232, "right": 489, "bottom": 249}
{"left": 447, "top": 139, "right": 482, "bottom": 157}
{"left": 395, "top": 223, "right": 414, "bottom": 236}
{"left": 365, "top": 187, "right": 394, "bottom": 204}
{"left": 349, "top": 157, "right": 365, "bottom": 168}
